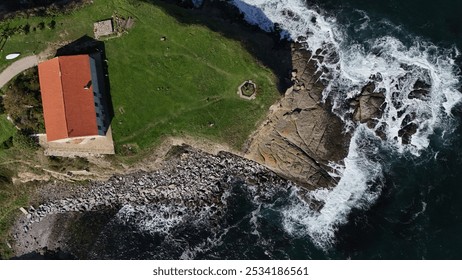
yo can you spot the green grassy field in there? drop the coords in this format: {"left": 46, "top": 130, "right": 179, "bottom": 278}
{"left": 107, "top": 2, "right": 278, "bottom": 152}
{"left": 0, "top": 0, "right": 280, "bottom": 258}
{"left": 0, "top": 116, "right": 15, "bottom": 144}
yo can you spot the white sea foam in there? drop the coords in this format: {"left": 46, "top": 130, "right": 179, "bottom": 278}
{"left": 232, "top": 0, "right": 462, "bottom": 248}
{"left": 282, "top": 126, "right": 383, "bottom": 247}
{"left": 116, "top": 204, "right": 186, "bottom": 235}
{"left": 413, "top": 201, "right": 427, "bottom": 221}
{"left": 249, "top": 204, "right": 261, "bottom": 236}
{"left": 353, "top": 10, "right": 370, "bottom": 32}
{"left": 232, "top": 0, "right": 342, "bottom": 53}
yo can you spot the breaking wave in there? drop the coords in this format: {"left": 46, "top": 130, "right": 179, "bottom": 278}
{"left": 231, "top": 0, "right": 462, "bottom": 249}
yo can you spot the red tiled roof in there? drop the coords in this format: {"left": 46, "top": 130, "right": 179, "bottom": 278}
{"left": 38, "top": 55, "right": 98, "bottom": 142}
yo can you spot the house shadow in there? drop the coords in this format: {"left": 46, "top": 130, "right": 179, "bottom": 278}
{"left": 141, "top": 0, "right": 295, "bottom": 93}
{"left": 56, "top": 35, "right": 115, "bottom": 136}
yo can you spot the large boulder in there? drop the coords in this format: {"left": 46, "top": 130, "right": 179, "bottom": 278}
{"left": 352, "top": 83, "right": 385, "bottom": 124}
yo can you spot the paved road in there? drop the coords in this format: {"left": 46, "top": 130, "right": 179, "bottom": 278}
{"left": 0, "top": 55, "right": 39, "bottom": 88}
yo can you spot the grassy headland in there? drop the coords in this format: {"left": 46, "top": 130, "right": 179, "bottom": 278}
{"left": 1, "top": 0, "right": 281, "bottom": 155}
{"left": 0, "top": 0, "right": 283, "bottom": 257}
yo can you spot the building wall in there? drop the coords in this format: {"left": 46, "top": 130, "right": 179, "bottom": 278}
{"left": 89, "top": 52, "right": 111, "bottom": 136}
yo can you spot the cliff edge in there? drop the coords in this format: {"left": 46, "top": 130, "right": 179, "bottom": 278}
{"left": 245, "top": 43, "right": 350, "bottom": 189}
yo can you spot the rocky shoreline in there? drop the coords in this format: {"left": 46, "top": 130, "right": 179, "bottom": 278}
{"left": 11, "top": 145, "right": 299, "bottom": 258}
{"left": 244, "top": 43, "right": 350, "bottom": 188}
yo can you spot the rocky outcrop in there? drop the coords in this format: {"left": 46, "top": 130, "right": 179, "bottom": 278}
{"left": 244, "top": 44, "right": 350, "bottom": 189}
{"left": 348, "top": 79, "right": 428, "bottom": 144}
{"left": 350, "top": 82, "right": 386, "bottom": 126}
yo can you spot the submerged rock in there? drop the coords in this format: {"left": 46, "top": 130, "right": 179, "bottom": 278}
{"left": 408, "top": 80, "right": 431, "bottom": 100}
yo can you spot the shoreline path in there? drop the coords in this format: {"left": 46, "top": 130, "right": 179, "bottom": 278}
{"left": 0, "top": 55, "right": 39, "bottom": 88}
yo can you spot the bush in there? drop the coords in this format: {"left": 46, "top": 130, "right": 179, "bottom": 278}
{"left": 0, "top": 96, "right": 4, "bottom": 114}
{"left": 23, "top": 23, "right": 30, "bottom": 34}
{"left": 48, "top": 20, "right": 56, "bottom": 29}
{"left": 12, "top": 131, "right": 38, "bottom": 150}
{"left": 0, "top": 166, "right": 12, "bottom": 185}
{"left": 48, "top": 156, "right": 90, "bottom": 172}
{"left": 1, "top": 137, "right": 13, "bottom": 150}
{"left": 37, "top": 22, "right": 45, "bottom": 30}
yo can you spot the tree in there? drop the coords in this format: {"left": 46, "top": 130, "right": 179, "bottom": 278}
{"left": 1, "top": 68, "right": 44, "bottom": 134}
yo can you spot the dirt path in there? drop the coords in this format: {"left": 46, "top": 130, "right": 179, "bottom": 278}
{"left": 0, "top": 55, "right": 39, "bottom": 88}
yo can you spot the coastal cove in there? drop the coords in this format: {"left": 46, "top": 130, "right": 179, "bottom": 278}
{"left": 1, "top": 0, "right": 462, "bottom": 260}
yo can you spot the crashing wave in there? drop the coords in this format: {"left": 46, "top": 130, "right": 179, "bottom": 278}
{"left": 231, "top": 0, "right": 462, "bottom": 249}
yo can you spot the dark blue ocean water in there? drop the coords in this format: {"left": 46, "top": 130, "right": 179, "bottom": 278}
{"left": 305, "top": 0, "right": 462, "bottom": 259}
{"left": 314, "top": 0, "right": 462, "bottom": 49}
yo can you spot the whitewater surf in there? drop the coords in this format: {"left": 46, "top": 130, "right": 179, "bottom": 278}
{"left": 230, "top": 0, "right": 461, "bottom": 249}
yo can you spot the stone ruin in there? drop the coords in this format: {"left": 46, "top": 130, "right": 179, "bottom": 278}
{"left": 93, "top": 15, "right": 135, "bottom": 39}
{"left": 93, "top": 19, "right": 114, "bottom": 39}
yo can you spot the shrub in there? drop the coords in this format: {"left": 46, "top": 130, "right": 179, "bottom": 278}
{"left": 48, "top": 20, "right": 56, "bottom": 29}
{"left": 23, "top": 23, "right": 30, "bottom": 34}
{"left": 37, "top": 22, "right": 45, "bottom": 30}
{"left": 48, "top": 156, "right": 90, "bottom": 172}
{"left": 0, "top": 166, "right": 12, "bottom": 185}
{"left": 1, "top": 136, "right": 13, "bottom": 150}
{"left": 12, "top": 130, "right": 38, "bottom": 150}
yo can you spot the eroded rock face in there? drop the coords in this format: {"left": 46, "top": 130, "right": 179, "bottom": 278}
{"left": 244, "top": 44, "right": 349, "bottom": 189}
{"left": 351, "top": 83, "right": 386, "bottom": 125}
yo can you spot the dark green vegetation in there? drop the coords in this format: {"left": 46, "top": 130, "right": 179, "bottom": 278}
{"left": 1, "top": 67, "right": 44, "bottom": 134}
{"left": 0, "top": 0, "right": 283, "bottom": 258}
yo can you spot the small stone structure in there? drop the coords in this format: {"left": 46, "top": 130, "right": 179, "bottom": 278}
{"left": 114, "top": 15, "right": 135, "bottom": 32}
{"left": 93, "top": 19, "right": 114, "bottom": 39}
{"left": 237, "top": 80, "right": 257, "bottom": 100}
